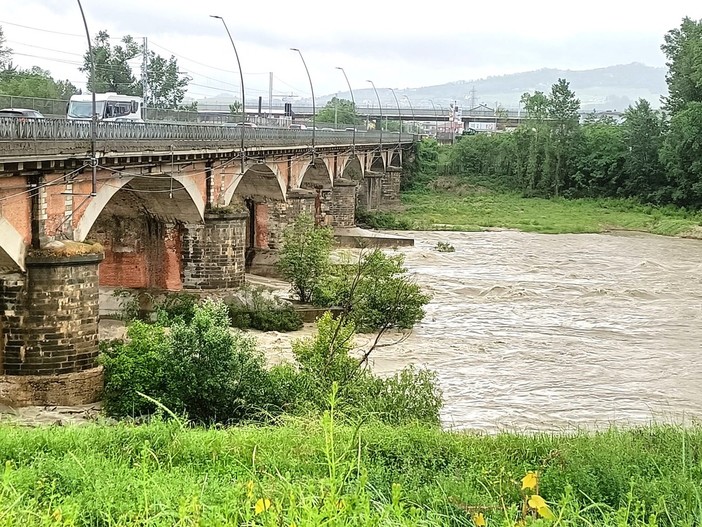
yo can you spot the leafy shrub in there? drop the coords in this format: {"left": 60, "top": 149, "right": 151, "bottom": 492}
{"left": 435, "top": 241, "right": 455, "bottom": 252}
{"left": 282, "top": 312, "right": 442, "bottom": 425}
{"left": 99, "top": 321, "right": 169, "bottom": 417}
{"left": 355, "top": 209, "right": 414, "bottom": 230}
{"left": 277, "top": 213, "right": 335, "bottom": 302}
{"left": 100, "top": 299, "right": 278, "bottom": 424}
{"left": 160, "top": 299, "right": 275, "bottom": 424}
{"left": 226, "top": 287, "right": 303, "bottom": 332}
{"left": 313, "top": 250, "right": 430, "bottom": 333}
{"left": 155, "top": 292, "right": 199, "bottom": 325}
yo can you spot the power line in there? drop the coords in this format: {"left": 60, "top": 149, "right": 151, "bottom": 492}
{"left": 0, "top": 19, "right": 125, "bottom": 40}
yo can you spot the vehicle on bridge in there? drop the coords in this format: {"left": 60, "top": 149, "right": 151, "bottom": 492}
{"left": 67, "top": 92, "right": 144, "bottom": 122}
{"left": 0, "top": 108, "right": 45, "bottom": 119}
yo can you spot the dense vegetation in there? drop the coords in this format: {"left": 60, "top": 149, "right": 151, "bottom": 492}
{"left": 1, "top": 419, "right": 702, "bottom": 525}
{"left": 397, "top": 18, "right": 702, "bottom": 217}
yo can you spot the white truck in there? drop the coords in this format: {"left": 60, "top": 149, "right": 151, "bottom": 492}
{"left": 67, "top": 92, "right": 144, "bottom": 122}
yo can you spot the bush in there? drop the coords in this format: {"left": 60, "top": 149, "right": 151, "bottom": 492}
{"left": 160, "top": 299, "right": 275, "bottom": 424}
{"left": 313, "top": 250, "right": 430, "bottom": 333}
{"left": 435, "top": 241, "right": 455, "bottom": 252}
{"left": 277, "top": 213, "right": 335, "bottom": 302}
{"left": 226, "top": 287, "right": 303, "bottom": 332}
{"left": 154, "top": 292, "right": 198, "bottom": 325}
{"left": 99, "top": 321, "right": 169, "bottom": 418}
{"left": 100, "top": 299, "right": 278, "bottom": 424}
{"left": 355, "top": 209, "right": 414, "bottom": 230}
{"left": 282, "top": 312, "right": 442, "bottom": 425}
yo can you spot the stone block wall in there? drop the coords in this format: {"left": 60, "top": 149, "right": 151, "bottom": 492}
{"left": 358, "top": 174, "right": 383, "bottom": 212}
{"left": 330, "top": 179, "right": 356, "bottom": 227}
{"left": 1, "top": 253, "right": 102, "bottom": 376}
{"left": 381, "top": 170, "right": 401, "bottom": 207}
{"left": 182, "top": 211, "right": 247, "bottom": 290}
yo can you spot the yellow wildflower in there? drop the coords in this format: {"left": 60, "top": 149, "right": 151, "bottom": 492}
{"left": 473, "top": 512, "right": 487, "bottom": 526}
{"left": 528, "top": 494, "right": 555, "bottom": 520}
{"left": 246, "top": 480, "right": 254, "bottom": 498}
{"left": 254, "top": 497, "right": 272, "bottom": 515}
{"left": 521, "top": 471, "right": 538, "bottom": 490}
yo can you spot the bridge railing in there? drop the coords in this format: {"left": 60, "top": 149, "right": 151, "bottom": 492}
{"left": 0, "top": 118, "right": 415, "bottom": 147}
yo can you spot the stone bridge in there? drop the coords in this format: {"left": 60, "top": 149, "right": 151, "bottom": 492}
{"left": 0, "top": 118, "right": 415, "bottom": 406}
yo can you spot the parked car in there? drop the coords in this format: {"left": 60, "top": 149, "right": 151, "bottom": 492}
{"left": 0, "top": 108, "right": 45, "bottom": 119}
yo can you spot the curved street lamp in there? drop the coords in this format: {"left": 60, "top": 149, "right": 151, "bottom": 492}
{"left": 210, "top": 15, "right": 246, "bottom": 173}
{"left": 428, "top": 99, "right": 439, "bottom": 138}
{"left": 403, "top": 95, "right": 415, "bottom": 135}
{"left": 366, "top": 80, "right": 382, "bottom": 147}
{"left": 290, "top": 48, "right": 315, "bottom": 154}
{"left": 335, "top": 66, "right": 356, "bottom": 151}
{"left": 76, "top": 0, "right": 97, "bottom": 197}
{"left": 388, "top": 87, "right": 401, "bottom": 145}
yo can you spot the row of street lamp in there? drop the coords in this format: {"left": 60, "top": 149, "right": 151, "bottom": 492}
{"left": 208, "top": 15, "right": 422, "bottom": 154}
{"left": 77, "top": 1, "right": 424, "bottom": 175}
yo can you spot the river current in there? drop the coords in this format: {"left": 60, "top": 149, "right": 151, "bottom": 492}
{"left": 362, "top": 230, "right": 702, "bottom": 432}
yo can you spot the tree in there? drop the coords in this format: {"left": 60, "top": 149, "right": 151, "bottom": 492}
{"left": 660, "top": 101, "right": 702, "bottom": 207}
{"left": 621, "top": 99, "right": 667, "bottom": 202}
{"left": 277, "top": 214, "right": 335, "bottom": 303}
{"left": 146, "top": 52, "right": 189, "bottom": 109}
{"left": 0, "top": 66, "right": 78, "bottom": 100}
{"left": 0, "top": 25, "right": 11, "bottom": 70}
{"left": 229, "top": 101, "right": 242, "bottom": 116}
{"left": 547, "top": 78, "right": 581, "bottom": 197}
{"left": 573, "top": 116, "right": 626, "bottom": 197}
{"left": 81, "top": 31, "right": 141, "bottom": 94}
{"left": 661, "top": 17, "right": 702, "bottom": 115}
{"left": 316, "top": 97, "right": 359, "bottom": 126}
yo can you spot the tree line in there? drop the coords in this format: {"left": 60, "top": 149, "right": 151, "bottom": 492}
{"left": 430, "top": 17, "right": 702, "bottom": 209}
{"left": 0, "top": 25, "right": 191, "bottom": 109}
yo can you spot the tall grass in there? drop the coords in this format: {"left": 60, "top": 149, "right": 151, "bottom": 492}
{"left": 1, "top": 417, "right": 701, "bottom": 525}
{"left": 361, "top": 190, "right": 702, "bottom": 237}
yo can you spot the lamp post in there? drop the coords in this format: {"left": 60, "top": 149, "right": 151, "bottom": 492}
{"left": 210, "top": 15, "right": 246, "bottom": 173}
{"left": 366, "top": 80, "right": 382, "bottom": 147}
{"left": 335, "top": 66, "right": 356, "bottom": 150}
{"left": 388, "top": 88, "right": 401, "bottom": 145}
{"left": 428, "top": 99, "right": 438, "bottom": 138}
{"left": 290, "top": 48, "right": 315, "bottom": 154}
{"left": 76, "top": 0, "right": 97, "bottom": 196}
{"left": 403, "top": 95, "right": 415, "bottom": 135}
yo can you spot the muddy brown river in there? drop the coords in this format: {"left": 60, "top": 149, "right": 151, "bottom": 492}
{"left": 93, "top": 230, "right": 702, "bottom": 433}
{"left": 360, "top": 230, "right": 702, "bottom": 433}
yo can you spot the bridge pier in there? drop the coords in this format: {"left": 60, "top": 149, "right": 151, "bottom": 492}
{"left": 0, "top": 253, "right": 104, "bottom": 406}
{"left": 358, "top": 172, "right": 384, "bottom": 212}
{"left": 381, "top": 166, "right": 402, "bottom": 208}
{"left": 181, "top": 211, "right": 248, "bottom": 290}
{"left": 329, "top": 178, "right": 357, "bottom": 227}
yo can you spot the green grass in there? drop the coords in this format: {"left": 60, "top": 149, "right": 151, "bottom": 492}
{"left": 1, "top": 419, "right": 702, "bottom": 525}
{"left": 368, "top": 191, "right": 702, "bottom": 237}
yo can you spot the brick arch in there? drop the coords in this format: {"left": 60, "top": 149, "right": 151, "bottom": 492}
{"left": 370, "top": 153, "right": 385, "bottom": 172}
{"left": 0, "top": 217, "right": 26, "bottom": 271}
{"left": 389, "top": 149, "right": 402, "bottom": 168}
{"left": 341, "top": 154, "right": 365, "bottom": 182}
{"left": 299, "top": 158, "right": 333, "bottom": 189}
{"left": 224, "top": 162, "right": 287, "bottom": 205}
{"left": 74, "top": 174, "right": 205, "bottom": 242}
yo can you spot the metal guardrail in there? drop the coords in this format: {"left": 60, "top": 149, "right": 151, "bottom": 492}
{"left": 0, "top": 118, "right": 415, "bottom": 150}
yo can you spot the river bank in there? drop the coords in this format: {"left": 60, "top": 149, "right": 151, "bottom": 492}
{"left": 360, "top": 190, "right": 702, "bottom": 238}
{"left": 1, "top": 418, "right": 700, "bottom": 525}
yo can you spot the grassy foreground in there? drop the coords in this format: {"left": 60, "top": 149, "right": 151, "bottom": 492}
{"left": 1, "top": 419, "right": 701, "bottom": 526}
{"left": 363, "top": 191, "right": 702, "bottom": 236}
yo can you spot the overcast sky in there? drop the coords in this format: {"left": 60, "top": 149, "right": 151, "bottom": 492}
{"left": 2, "top": 0, "right": 701, "bottom": 106}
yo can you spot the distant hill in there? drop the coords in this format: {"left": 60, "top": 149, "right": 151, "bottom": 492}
{"left": 196, "top": 63, "right": 668, "bottom": 113}
{"left": 336, "top": 63, "right": 667, "bottom": 112}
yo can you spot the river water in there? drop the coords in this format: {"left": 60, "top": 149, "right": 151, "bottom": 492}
{"left": 358, "top": 230, "right": 702, "bottom": 433}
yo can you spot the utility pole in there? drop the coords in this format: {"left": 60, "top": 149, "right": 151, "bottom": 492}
{"left": 334, "top": 93, "right": 338, "bottom": 128}
{"left": 268, "top": 72, "right": 273, "bottom": 117}
{"left": 142, "top": 36, "right": 148, "bottom": 119}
